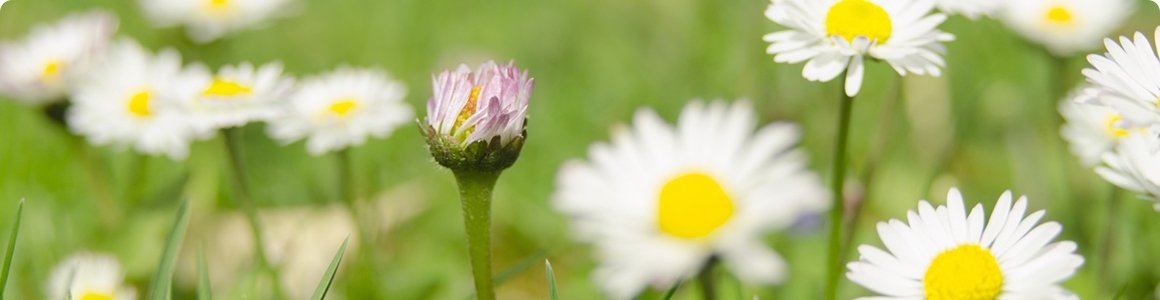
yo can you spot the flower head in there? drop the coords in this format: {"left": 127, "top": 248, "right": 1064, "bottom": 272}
{"left": 183, "top": 61, "right": 295, "bottom": 132}
{"left": 764, "top": 0, "right": 954, "bottom": 96}
{"left": 1079, "top": 27, "right": 1160, "bottom": 127}
{"left": 138, "top": 0, "right": 298, "bottom": 43}
{"left": 934, "top": 0, "right": 1000, "bottom": 19}
{"left": 48, "top": 252, "right": 137, "bottom": 300}
{"left": 847, "top": 188, "right": 1083, "bottom": 299}
{"left": 552, "top": 101, "right": 829, "bottom": 299}
{"left": 1000, "top": 0, "right": 1132, "bottom": 56}
{"left": 422, "top": 60, "right": 533, "bottom": 172}
{"left": 67, "top": 38, "right": 204, "bottom": 160}
{"left": 1059, "top": 93, "right": 1145, "bottom": 166}
{"left": 0, "top": 10, "right": 117, "bottom": 104}
{"left": 267, "top": 66, "right": 413, "bottom": 155}
{"left": 1096, "top": 130, "right": 1160, "bottom": 210}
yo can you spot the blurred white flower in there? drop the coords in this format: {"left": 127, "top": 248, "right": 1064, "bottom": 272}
{"left": 1096, "top": 130, "right": 1160, "bottom": 210}
{"left": 424, "top": 60, "right": 533, "bottom": 147}
{"left": 0, "top": 0, "right": 9, "bottom": 9}
{"left": 47, "top": 252, "right": 137, "bottom": 300}
{"left": 935, "top": 0, "right": 1000, "bottom": 19}
{"left": 267, "top": 66, "right": 413, "bottom": 155}
{"left": 847, "top": 188, "right": 1083, "bottom": 300}
{"left": 1079, "top": 27, "right": 1160, "bottom": 127}
{"left": 763, "top": 0, "right": 954, "bottom": 96}
{"left": 552, "top": 101, "right": 829, "bottom": 299}
{"left": 138, "top": 0, "right": 298, "bottom": 43}
{"left": 0, "top": 10, "right": 117, "bottom": 104}
{"left": 67, "top": 38, "right": 204, "bottom": 160}
{"left": 1000, "top": 0, "right": 1132, "bottom": 56}
{"left": 184, "top": 61, "right": 295, "bottom": 132}
{"left": 1059, "top": 95, "right": 1144, "bottom": 167}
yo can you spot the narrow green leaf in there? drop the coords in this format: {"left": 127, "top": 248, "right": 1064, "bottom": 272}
{"left": 0, "top": 198, "right": 24, "bottom": 300}
{"left": 197, "top": 246, "right": 212, "bottom": 300}
{"left": 148, "top": 200, "right": 191, "bottom": 300}
{"left": 545, "top": 260, "right": 559, "bottom": 300}
{"left": 310, "top": 236, "right": 349, "bottom": 300}
{"left": 462, "top": 249, "right": 549, "bottom": 300}
{"left": 658, "top": 278, "right": 683, "bottom": 300}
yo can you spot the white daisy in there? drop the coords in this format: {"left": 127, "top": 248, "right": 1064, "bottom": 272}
{"left": 763, "top": 0, "right": 954, "bottom": 97}
{"left": 847, "top": 188, "right": 1084, "bottom": 300}
{"left": 1079, "top": 27, "right": 1160, "bottom": 127}
{"left": 552, "top": 100, "right": 829, "bottom": 299}
{"left": 183, "top": 61, "right": 295, "bottom": 132}
{"left": 266, "top": 66, "right": 413, "bottom": 155}
{"left": 1096, "top": 130, "right": 1160, "bottom": 210}
{"left": 1000, "top": 0, "right": 1133, "bottom": 57}
{"left": 0, "top": 10, "right": 117, "bottom": 104}
{"left": 66, "top": 38, "right": 203, "bottom": 160}
{"left": 934, "top": 0, "right": 1000, "bottom": 20}
{"left": 1059, "top": 94, "right": 1144, "bottom": 166}
{"left": 138, "top": 0, "right": 298, "bottom": 43}
{"left": 47, "top": 252, "right": 137, "bottom": 300}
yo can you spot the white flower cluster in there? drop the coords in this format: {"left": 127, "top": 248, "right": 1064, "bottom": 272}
{"left": 0, "top": 11, "right": 413, "bottom": 160}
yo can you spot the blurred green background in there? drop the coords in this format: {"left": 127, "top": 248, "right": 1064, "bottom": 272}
{"left": 2, "top": 0, "right": 1160, "bottom": 299}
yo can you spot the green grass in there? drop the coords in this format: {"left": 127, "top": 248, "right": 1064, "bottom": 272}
{"left": 0, "top": 0, "right": 1159, "bottom": 299}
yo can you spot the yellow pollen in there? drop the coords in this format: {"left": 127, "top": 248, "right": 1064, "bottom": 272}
{"left": 1106, "top": 115, "right": 1130, "bottom": 138}
{"left": 128, "top": 90, "right": 153, "bottom": 117}
{"left": 1045, "top": 6, "right": 1073, "bottom": 24}
{"left": 203, "top": 78, "right": 252, "bottom": 96}
{"left": 329, "top": 99, "right": 358, "bottom": 116}
{"left": 79, "top": 292, "right": 114, "bottom": 300}
{"left": 825, "top": 0, "right": 893, "bottom": 43}
{"left": 42, "top": 61, "right": 63, "bottom": 80}
{"left": 657, "top": 173, "right": 734, "bottom": 239}
{"left": 452, "top": 86, "right": 483, "bottom": 133}
{"left": 923, "top": 244, "right": 1003, "bottom": 300}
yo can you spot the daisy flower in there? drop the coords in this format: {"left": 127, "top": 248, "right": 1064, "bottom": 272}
{"left": 552, "top": 100, "right": 829, "bottom": 299}
{"left": 0, "top": 10, "right": 117, "bottom": 104}
{"left": 267, "top": 66, "right": 413, "bottom": 155}
{"left": 424, "top": 60, "right": 532, "bottom": 148}
{"left": 847, "top": 188, "right": 1084, "bottom": 299}
{"left": 1000, "top": 0, "right": 1132, "bottom": 57}
{"left": 763, "top": 0, "right": 954, "bottom": 97}
{"left": 47, "top": 252, "right": 137, "bottom": 300}
{"left": 183, "top": 61, "right": 295, "bottom": 132}
{"left": 66, "top": 39, "right": 204, "bottom": 160}
{"left": 1096, "top": 130, "right": 1160, "bottom": 210}
{"left": 1059, "top": 94, "right": 1144, "bottom": 166}
{"left": 138, "top": 0, "right": 298, "bottom": 43}
{"left": 1079, "top": 27, "right": 1160, "bottom": 127}
{"left": 934, "top": 0, "right": 1000, "bottom": 20}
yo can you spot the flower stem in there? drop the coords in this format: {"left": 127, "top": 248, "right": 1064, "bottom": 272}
{"left": 223, "top": 127, "right": 285, "bottom": 299}
{"left": 696, "top": 257, "right": 719, "bottom": 300}
{"left": 1098, "top": 186, "right": 1121, "bottom": 289}
{"left": 452, "top": 169, "right": 501, "bottom": 300}
{"left": 825, "top": 76, "right": 855, "bottom": 300}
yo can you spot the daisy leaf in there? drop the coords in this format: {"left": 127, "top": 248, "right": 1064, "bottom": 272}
{"left": 545, "top": 260, "right": 559, "bottom": 300}
{"left": 310, "top": 236, "right": 349, "bottom": 300}
{"left": 197, "top": 246, "right": 212, "bottom": 300}
{"left": 148, "top": 200, "right": 191, "bottom": 300}
{"left": 0, "top": 199, "right": 23, "bottom": 300}
{"left": 658, "top": 278, "right": 683, "bottom": 300}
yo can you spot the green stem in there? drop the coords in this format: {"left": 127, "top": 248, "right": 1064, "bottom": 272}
{"left": 696, "top": 258, "right": 718, "bottom": 300}
{"left": 337, "top": 149, "right": 354, "bottom": 204}
{"left": 1099, "top": 186, "right": 1121, "bottom": 289}
{"left": 452, "top": 169, "right": 501, "bottom": 300}
{"left": 825, "top": 75, "right": 855, "bottom": 300}
{"left": 223, "top": 128, "right": 285, "bottom": 300}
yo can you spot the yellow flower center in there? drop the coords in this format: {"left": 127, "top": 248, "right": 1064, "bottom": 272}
{"left": 1106, "top": 115, "right": 1130, "bottom": 138}
{"left": 79, "top": 292, "right": 114, "bottom": 300}
{"left": 41, "top": 60, "right": 63, "bottom": 81}
{"left": 825, "top": 0, "right": 893, "bottom": 43}
{"left": 1045, "top": 6, "right": 1073, "bottom": 24}
{"left": 657, "top": 173, "right": 734, "bottom": 239}
{"left": 452, "top": 86, "right": 483, "bottom": 134}
{"left": 128, "top": 90, "right": 153, "bottom": 117}
{"left": 203, "top": 78, "right": 252, "bottom": 97}
{"left": 329, "top": 99, "right": 358, "bottom": 116}
{"left": 210, "top": 0, "right": 228, "bottom": 5}
{"left": 923, "top": 244, "right": 1003, "bottom": 300}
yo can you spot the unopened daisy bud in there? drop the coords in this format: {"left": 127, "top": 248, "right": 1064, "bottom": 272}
{"left": 421, "top": 60, "right": 534, "bottom": 173}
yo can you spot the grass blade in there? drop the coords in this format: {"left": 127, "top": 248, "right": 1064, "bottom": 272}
{"left": 545, "top": 260, "right": 559, "bottom": 300}
{"left": 310, "top": 236, "right": 349, "bottom": 300}
{"left": 462, "top": 249, "right": 549, "bottom": 300}
{"left": 148, "top": 200, "right": 191, "bottom": 300}
{"left": 658, "top": 278, "right": 683, "bottom": 300}
{"left": 0, "top": 199, "right": 23, "bottom": 300}
{"left": 197, "top": 246, "right": 212, "bottom": 300}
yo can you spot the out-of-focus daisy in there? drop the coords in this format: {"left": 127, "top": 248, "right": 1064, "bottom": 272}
{"left": 267, "top": 66, "right": 413, "bottom": 155}
{"left": 183, "top": 61, "right": 294, "bottom": 132}
{"left": 763, "top": 0, "right": 954, "bottom": 96}
{"left": 1059, "top": 95, "right": 1144, "bottom": 166}
{"left": 0, "top": 0, "right": 9, "bottom": 9}
{"left": 67, "top": 39, "right": 203, "bottom": 160}
{"left": 47, "top": 252, "right": 137, "bottom": 300}
{"left": 847, "top": 188, "right": 1084, "bottom": 299}
{"left": 1000, "top": 0, "right": 1132, "bottom": 56}
{"left": 1080, "top": 28, "right": 1160, "bottom": 127}
{"left": 552, "top": 101, "right": 829, "bottom": 299}
{"left": 935, "top": 0, "right": 1000, "bottom": 20}
{"left": 138, "top": 0, "right": 298, "bottom": 43}
{"left": 0, "top": 10, "right": 117, "bottom": 104}
{"left": 1096, "top": 130, "right": 1160, "bottom": 210}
